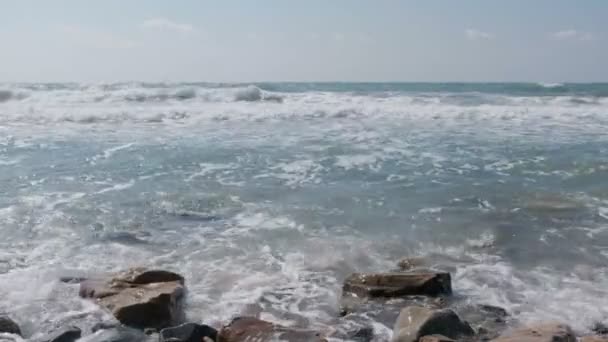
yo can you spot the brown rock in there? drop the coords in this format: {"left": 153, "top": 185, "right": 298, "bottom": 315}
{"left": 419, "top": 335, "right": 455, "bottom": 342}
{"left": 491, "top": 322, "right": 575, "bottom": 342}
{"left": 581, "top": 337, "right": 608, "bottom": 342}
{"left": 344, "top": 272, "right": 452, "bottom": 298}
{"left": 218, "top": 317, "right": 326, "bottom": 342}
{"left": 392, "top": 306, "right": 474, "bottom": 342}
{"left": 79, "top": 268, "right": 185, "bottom": 330}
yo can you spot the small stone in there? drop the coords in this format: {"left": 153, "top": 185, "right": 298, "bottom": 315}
{"left": 392, "top": 306, "right": 474, "bottom": 342}
{"left": 37, "top": 326, "right": 81, "bottom": 342}
{"left": 160, "top": 323, "right": 218, "bottom": 342}
{"left": 491, "top": 322, "right": 575, "bottom": 342}
{"left": 397, "top": 257, "right": 427, "bottom": 271}
{"left": 0, "top": 316, "right": 21, "bottom": 336}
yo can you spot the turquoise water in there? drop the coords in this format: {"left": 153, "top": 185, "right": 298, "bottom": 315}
{"left": 1, "top": 83, "right": 608, "bottom": 339}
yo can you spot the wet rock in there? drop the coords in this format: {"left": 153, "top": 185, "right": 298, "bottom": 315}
{"left": 592, "top": 322, "right": 608, "bottom": 335}
{"left": 160, "top": 323, "right": 218, "bottom": 342}
{"left": 392, "top": 306, "right": 474, "bottom": 342}
{"left": 0, "top": 316, "right": 21, "bottom": 336}
{"left": 79, "top": 268, "right": 185, "bottom": 330}
{"left": 458, "top": 304, "right": 509, "bottom": 340}
{"left": 581, "top": 337, "right": 608, "bottom": 342}
{"left": 491, "top": 322, "right": 575, "bottom": 342}
{"left": 218, "top": 317, "right": 326, "bottom": 342}
{"left": 36, "top": 326, "right": 81, "bottom": 342}
{"left": 348, "top": 326, "right": 374, "bottom": 342}
{"left": 419, "top": 335, "right": 455, "bottom": 342}
{"left": 59, "top": 276, "right": 88, "bottom": 284}
{"left": 344, "top": 272, "right": 452, "bottom": 299}
{"left": 91, "top": 322, "right": 121, "bottom": 333}
{"left": 397, "top": 257, "right": 428, "bottom": 271}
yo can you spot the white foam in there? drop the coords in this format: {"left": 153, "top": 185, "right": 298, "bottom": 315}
{"left": 96, "top": 180, "right": 134, "bottom": 194}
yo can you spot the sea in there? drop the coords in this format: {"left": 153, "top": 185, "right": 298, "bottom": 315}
{"left": 1, "top": 82, "right": 608, "bottom": 340}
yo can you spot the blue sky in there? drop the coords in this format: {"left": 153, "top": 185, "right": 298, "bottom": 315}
{"left": 1, "top": 0, "right": 607, "bottom": 82}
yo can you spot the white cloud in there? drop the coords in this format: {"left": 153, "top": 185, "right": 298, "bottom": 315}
{"left": 60, "top": 25, "right": 136, "bottom": 49}
{"left": 552, "top": 29, "right": 595, "bottom": 41}
{"left": 465, "top": 28, "right": 494, "bottom": 41}
{"left": 141, "top": 18, "right": 194, "bottom": 34}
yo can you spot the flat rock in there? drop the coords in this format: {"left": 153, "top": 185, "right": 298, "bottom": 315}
{"left": 218, "top": 317, "right": 326, "bottom": 342}
{"left": 419, "top": 335, "right": 455, "bottom": 342}
{"left": 491, "top": 322, "right": 575, "bottom": 342}
{"left": 160, "top": 323, "right": 217, "bottom": 342}
{"left": 0, "top": 316, "right": 21, "bottom": 336}
{"left": 36, "top": 326, "right": 81, "bottom": 342}
{"left": 344, "top": 272, "right": 452, "bottom": 299}
{"left": 392, "top": 306, "right": 474, "bottom": 342}
{"left": 79, "top": 268, "right": 185, "bottom": 330}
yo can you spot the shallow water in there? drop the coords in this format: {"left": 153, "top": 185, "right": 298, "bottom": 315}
{"left": 1, "top": 82, "right": 608, "bottom": 340}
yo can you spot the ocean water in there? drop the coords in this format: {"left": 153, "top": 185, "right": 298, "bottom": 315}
{"left": 1, "top": 82, "right": 608, "bottom": 340}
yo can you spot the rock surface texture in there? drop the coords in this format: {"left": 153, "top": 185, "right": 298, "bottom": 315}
{"left": 79, "top": 268, "right": 185, "bottom": 330}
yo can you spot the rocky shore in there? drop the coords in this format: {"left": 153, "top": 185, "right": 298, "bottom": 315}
{"left": 1, "top": 261, "right": 606, "bottom": 342}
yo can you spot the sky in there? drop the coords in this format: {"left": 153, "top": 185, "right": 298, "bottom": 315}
{"left": 1, "top": 0, "right": 607, "bottom": 82}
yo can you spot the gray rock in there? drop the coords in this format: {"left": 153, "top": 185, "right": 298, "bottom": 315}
{"left": 392, "top": 306, "right": 474, "bottom": 342}
{"left": 79, "top": 268, "right": 185, "bottom": 330}
{"left": 0, "top": 316, "right": 21, "bottom": 336}
{"left": 218, "top": 317, "right": 326, "bottom": 342}
{"left": 348, "top": 327, "right": 374, "bottom": 342}
{"left": 36, "top": 326, "right": 81, "bottom": 342}
{"left": 343, "top": 272, "right": 452, "bottom": 299}
{"left": 457, "top": 304, "right": 509, "bottom": 340}
{"left": 160, "top": 323, "right": 217, "bottom": 342}
{"left": 491, "top": 322, "right": 575, "bottom": 342}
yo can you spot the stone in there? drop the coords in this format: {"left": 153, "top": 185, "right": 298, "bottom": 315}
{"left": 392, "top": 306, "right": 474, "bottom": 342}
{"left": 397, "top": 257, "right": 428, "bottom": 271}
{"left": 592, "top": 322, "right": 608, "bottom": 335}
{"left": 0, "top": 316, "right": 21, "bottom": 336}
{"left": 458, "top": 304, "right": 509, "bottom": 340}
{"left": 160, "top": 323, "right": 218, "bottom": 342}
{"left": 79, "top": 268, "right": 185, "bottom": 329}
{"left": 218, "top": 317, "right": 326, "bottom": 342}
{"left": 581, "top": 337, "right": 608, "bottom": 342}
{"left": 348, "top": 326, "right": 374, "bottom": 341}
{"left": 37, "top": 326, "right": 81, "bottom": 342}
{"left": 344, "top": 272, "right": 452, "bottom": 299}
{"left": 419, "top": 335, "right": 455, "bottom": 342}
{"left": 491, "top": 322, "right": 576, "bottom": 342}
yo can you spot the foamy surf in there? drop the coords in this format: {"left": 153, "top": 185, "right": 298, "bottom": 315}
{"left": 1, "top": 82, "right": 608, "bottom": 340}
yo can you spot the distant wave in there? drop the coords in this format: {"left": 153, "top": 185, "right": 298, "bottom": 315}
{"left": 234, "top": 85, "right": 284, "bottom": 103}
{"left": 537, "top": 82, "right": 565, "bottom": 89}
